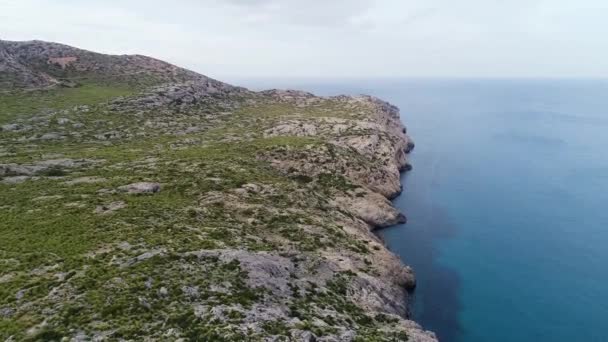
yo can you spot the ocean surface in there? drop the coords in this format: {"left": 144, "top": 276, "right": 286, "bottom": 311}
{"left": 235, "top": 78, "right": 608, "bottom": 342}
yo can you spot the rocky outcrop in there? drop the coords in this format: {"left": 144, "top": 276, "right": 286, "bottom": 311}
{"left": 0, "top": 158, "right": 100, "bottom": 177}
{"left": 332, "top": 190, "right": 407, "bottom": 228}
{"left": 109, "top": 80, "right": 244, "bottom": 111}
{"left": 0, "top": 42, "right": 58, "bottom": 89}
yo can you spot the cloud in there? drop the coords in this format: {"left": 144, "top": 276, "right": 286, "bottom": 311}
{"left": 1, "top": 0, "right": 607, "bottom": 78}
{"left": 218, "top": 0, "right": 374, "bottom": 28}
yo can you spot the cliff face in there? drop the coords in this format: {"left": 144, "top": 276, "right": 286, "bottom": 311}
{"left": 0, "top": 41, "right": 437, "bottom": 341}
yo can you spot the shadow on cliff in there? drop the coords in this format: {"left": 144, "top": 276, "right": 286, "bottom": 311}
{"left": 377, "top": 176, "right": 463, "bottom": 341}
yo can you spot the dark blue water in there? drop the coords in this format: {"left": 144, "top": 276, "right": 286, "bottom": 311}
{"left": 235, "top": 78, "right": 608, "bottom": 342}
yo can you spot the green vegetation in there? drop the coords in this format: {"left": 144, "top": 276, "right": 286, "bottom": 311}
{"left": 0, "top": 83, "right": 135, "bottom": 124}
{"left": 288, "top": 272, "right": 408, "bottom": 340}
{"left": 0, "top": 77, "right": 412, "bottom": 341}
{"left": 234, "top": 97, "right": 369, "bottom": 121}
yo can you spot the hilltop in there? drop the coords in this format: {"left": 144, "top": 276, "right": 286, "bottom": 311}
{"left": 0, "top": 40, "right": 436, "bottom": 341}
{"left": 0, "top": 39, "right": 231, "bottom": 90}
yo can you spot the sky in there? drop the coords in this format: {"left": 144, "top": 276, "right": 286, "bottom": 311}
{"left": 1, "top": 0, "right": 608, "bottom": 79}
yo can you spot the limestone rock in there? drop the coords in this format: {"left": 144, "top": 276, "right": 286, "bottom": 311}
{"left": 118, "top": 182, "right": 161, "bottom": 194}
{"left": 1, "top": 123, "right": 23, "bottom": 132}
{"left": 1, "top": 176, "right": 30, "bottom": 184}
{"left": 332, "top": 190, "right": 407, "bottom": 228}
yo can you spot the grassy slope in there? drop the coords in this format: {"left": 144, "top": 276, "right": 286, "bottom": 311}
{"left": 0, "top": 84, "right": 410, "bottom": 341}
{"left": 0, "top": 84, "right": 136, "bottom": 124}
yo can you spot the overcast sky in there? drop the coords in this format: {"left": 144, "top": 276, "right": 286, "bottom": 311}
{"left": 2, "top": 0, "right": 608, "bottom": 79}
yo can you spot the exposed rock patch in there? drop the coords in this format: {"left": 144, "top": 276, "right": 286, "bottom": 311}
{"left": 65, "top": 176, "right": 107, "bottom": 185}
{"left": 47, "top": 56, "right": 77, "bottom": 69}
{"left": 118, "top": 182, "right": 161, "bottom": 194}
{"left": 0, "top": 158, "right": 100, "bottom": 177}
{"left": 95, "top": 201, "right": 126, "bottom": 215}
{"left": 332, "top": 190, "right": 407, "bottom": 228}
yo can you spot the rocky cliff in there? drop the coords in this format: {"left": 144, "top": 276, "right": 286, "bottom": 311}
{"left": 0, "top": 40, "right": 437, "bottom": 341}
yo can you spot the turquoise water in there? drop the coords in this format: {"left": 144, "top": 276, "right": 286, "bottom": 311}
{"left": 238, "top": 79, "right": 608, "bottom": 341}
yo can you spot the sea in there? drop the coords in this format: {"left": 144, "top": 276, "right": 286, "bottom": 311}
{"left": 235, "top": 78, "right": 608, "bottom": 342}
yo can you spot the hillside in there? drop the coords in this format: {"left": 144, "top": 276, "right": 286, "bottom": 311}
{"left": 0, "top": 40, "right": 234, "bottom": 91}
{"left": 0, "top": 40, "right": 436, "bottom": 341}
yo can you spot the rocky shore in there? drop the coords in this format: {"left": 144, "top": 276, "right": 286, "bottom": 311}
{"left": 255, "top": 90, "right": 437, "bottom": 341}
{"left": 0, "top": 40, "right": 437, "bottom": 341}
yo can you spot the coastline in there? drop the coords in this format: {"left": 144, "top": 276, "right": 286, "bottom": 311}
{"left": 0, "top": 39, "right": 437, "bottom": 340}
{"left": 258, "top": 90, "right": 438, "bottom": 341}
